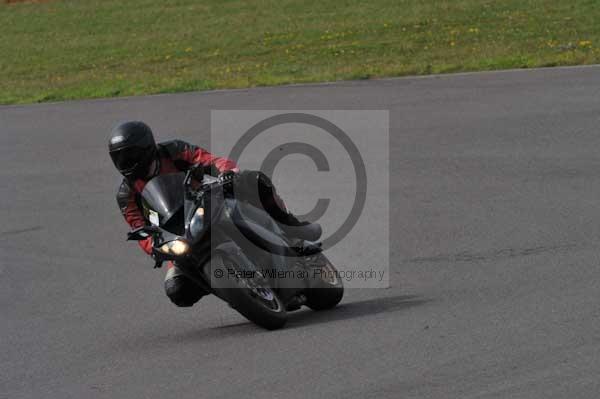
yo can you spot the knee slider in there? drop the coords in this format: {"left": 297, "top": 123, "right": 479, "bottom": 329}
{"left": 164, "top": 275, "right": 204, "bottom": 307}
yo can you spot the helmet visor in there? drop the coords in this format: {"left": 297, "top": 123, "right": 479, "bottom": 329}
{"left": 110, "top": 147, "right": 147, "bottom": 173}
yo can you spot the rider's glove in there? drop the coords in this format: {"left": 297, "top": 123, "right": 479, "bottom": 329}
{"left": 218, "top": 169, "right": 237, "bottom": 182}
{"left": 190, "top": 164, "right": 205, "bottom": 182}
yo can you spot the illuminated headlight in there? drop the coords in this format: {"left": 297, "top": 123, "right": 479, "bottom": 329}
{"left": 170, "top": 240, "right": 189, "bottom": 255}
{"left": 159, "top": 239, "right": 190, "bottom": 255}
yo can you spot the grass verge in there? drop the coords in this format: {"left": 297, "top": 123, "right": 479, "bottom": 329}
{"left": 1, "top": 0, "right": 599, "bottom": 104}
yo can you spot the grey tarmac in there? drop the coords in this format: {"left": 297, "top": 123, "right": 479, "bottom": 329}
{"left": 2, "top": 65, "right": 600, "bottom": 398}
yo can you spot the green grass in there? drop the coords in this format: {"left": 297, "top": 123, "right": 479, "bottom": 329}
{"left": 1, "top": 0, "right": 599, "bottom": 104}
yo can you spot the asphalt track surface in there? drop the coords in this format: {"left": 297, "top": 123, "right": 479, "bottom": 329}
{"left": 2, "top": 66, "right": 600, "bottom": 398}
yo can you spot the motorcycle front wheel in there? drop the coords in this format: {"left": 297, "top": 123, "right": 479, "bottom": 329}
{"left": 206, "top": 253, "right": 288, "bottom": 330}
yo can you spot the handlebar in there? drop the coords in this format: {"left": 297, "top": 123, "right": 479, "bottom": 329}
{"left": 184, "top": 168, "right": 238, "bottom": 200}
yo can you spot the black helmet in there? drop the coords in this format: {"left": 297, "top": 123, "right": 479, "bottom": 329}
{"left": 108, "top": 121, "right": 157, "bottom": 180}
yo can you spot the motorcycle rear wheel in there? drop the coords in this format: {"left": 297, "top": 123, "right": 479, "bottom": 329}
{"left": 305, "top": 253, "right": 344, "bottom": 311}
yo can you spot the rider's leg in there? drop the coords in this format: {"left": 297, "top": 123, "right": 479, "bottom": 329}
{"left": 236, "top": 170, "right": 322, "bottom": 241}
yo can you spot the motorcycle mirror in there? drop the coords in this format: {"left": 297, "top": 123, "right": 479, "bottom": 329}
{"left": 127, "top": 225, "right": 160, "bottom": 241}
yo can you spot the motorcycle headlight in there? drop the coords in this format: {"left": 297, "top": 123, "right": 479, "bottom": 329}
{"left": 170, "top": 240, "right": 189, "bottom": 255}
{"left": 158, "top": 239, "right": 190, "bottom": 255}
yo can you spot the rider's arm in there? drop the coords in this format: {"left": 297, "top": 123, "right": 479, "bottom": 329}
{"left": 116, "top": 180, "right": 153, "bottom": 255}
{"left": 167, "top": 140, "right": 238, "bottom": 175}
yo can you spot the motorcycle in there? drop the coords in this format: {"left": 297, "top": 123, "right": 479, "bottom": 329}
{"left": 126, "top": 168, "right": 344, "bottom": 330}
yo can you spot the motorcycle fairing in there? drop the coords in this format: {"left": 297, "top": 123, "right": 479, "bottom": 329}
{"left": 141, "top": 173, "right": 185, "bottom": 226}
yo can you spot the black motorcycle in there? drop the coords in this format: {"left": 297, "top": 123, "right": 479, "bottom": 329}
{"left": 126, "top": 168, "right": 344, "bottom": 330}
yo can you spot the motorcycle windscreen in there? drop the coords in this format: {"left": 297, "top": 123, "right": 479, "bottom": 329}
{"left": 141, "top": 173, "right": 185, "bottom": 225}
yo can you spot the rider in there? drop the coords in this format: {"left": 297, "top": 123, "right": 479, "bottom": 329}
{"left": 109, "top": 121, "right": 320, "bottom": 307}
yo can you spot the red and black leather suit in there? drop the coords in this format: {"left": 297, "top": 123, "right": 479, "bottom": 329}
{"left": 116, "top": 140, "right": 237, "bottom": 255}
{"left": 116, "top": 139, "right": 294, "bottom": 307}
{"left": 116, "top": 140, "right": 240, "bottom": 306}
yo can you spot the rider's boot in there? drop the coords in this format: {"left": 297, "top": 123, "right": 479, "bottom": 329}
{"left": 276, "top": 210, "right": 322, "bottom": 243}
{"left": 245, "top": 170, "right": 322, "bottom": 242}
